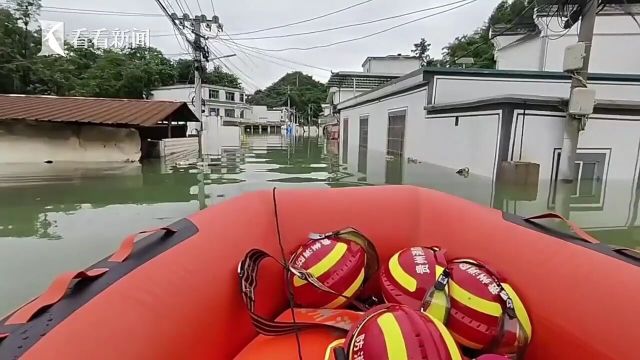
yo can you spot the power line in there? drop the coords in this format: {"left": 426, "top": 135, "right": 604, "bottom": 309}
{"left": 221, "top": 0, "right": 470, "bottom": 41}
{"left": 0, "top": 3, "right": 165, "bottom": 17}
{"left": 217, "top": 39, "right": 332, "bottom": 72}
{"left": 620, "top": 0, "right": 640, "bottom": 31}
{"left": 175, "top": 0, "right": 193, "bottom": 15}
{"left": 227, "top": 0, "right": 376, "bottom": 36}
{"left": 228, "top": 0, "right": 477, "bottom": 52}
{"left": 172, "top": 0, "right": 186, "bottom": 15}
{"left": 196, "top": 0, "right": 204, "bottom": 14}
{"left": 210, "top": 0, "right": 216, "bottom": 16}
{"left": 207, "top": 42, "right": 261, "bottom": 91}
{"left": 219, "top": 32, "right": 259, "bottom": 69}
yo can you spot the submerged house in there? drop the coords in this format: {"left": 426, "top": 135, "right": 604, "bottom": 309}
{"left": 0, "top": 95, "right": 199, "bottom": 163}
{"left": 334, "top": 2, "right": 640, "bottom": 233}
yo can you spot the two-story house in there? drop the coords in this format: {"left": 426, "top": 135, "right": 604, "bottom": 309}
{"left": 152, "top": 84, "right": 252, "bottom": 124}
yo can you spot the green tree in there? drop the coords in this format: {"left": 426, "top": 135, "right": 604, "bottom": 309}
{"left": 439, "top": 0, "right": 535, "bottom": 68}
{"left": 174, "top": 59, "right": 242, "bottom": 89}
{"left": 203, "top": 65, "right": 242, "bottom": 89}
{"left": 412, "top": 38, "right": 433, "bottom": 67}
{"left": 248, "top": 71, "right": 327, "bottom": 124}
{"left": 72, "top": 47, "right": 177, "bottom": 99}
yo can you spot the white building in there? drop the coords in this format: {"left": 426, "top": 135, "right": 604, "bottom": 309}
{"left": 151, "top": 84, "right": 252, "bottom": 126}
{"left": 362, "top": 55, "right": 421, "bottom": 75}
{"left": 492, "top": 4, "right": 640, "bottom": 73}
{"left": 336, "top": 66, "right": 640, "bottom": 232}
{"left": 250, "top": 105, "right": 285, "bottom": 123}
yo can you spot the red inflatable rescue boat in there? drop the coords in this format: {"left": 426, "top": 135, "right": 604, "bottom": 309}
{"left": 1, "top": 186, "right": 639, "bottom": 359}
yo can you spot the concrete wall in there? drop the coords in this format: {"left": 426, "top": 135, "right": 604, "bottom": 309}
{"left": 340, "top": 88, "right": 428, "bottom": 173}
{"left": 0, "top": 121, "right": 141, "bottom": 163}
{"left": 430, "top": 75, "right": 640, "bottom": 104}
{"left": 495, "top": 14, "right": 640, "bottom": 74}
{"left": 250, "top": 105, "right": 282, "bottom": 123}
{"left": 495, "top": 37, "right": 543, "bottom": 71}
{"left": 363, "top": 58, "right": 421, "bottom": 75}
{"left": 329, "top": 87, "right": 367, "bottom": 106}
{"left": 504, "top": 111, "right": 640, "bottom": 230}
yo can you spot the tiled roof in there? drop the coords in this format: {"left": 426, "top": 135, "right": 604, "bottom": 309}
{"left": 0, "top": 94, "right": 199, "bottom": 127}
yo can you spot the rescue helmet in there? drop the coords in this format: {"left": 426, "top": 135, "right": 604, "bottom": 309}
{"left": 422, "top": 259, "right": 532, "bottom": 358}
{"left": 332, "top": 304, "right": 462, "bottom": 360}
{"left": 288, "top": 229, "right": 377, "bottom": 309}
{"left": 379, "top": 246, "right": 447, "bottom": 310}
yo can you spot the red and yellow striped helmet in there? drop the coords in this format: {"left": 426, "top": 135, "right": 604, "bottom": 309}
{"left": 331, "top": 304, "right": 462, "bottom": 360}
{"left": 379, "top": 247, "right": 448, "bottom": 310}
{"left": 423, "top": 260, "right": 532, "bottom": 358}
{"left": 288, "top": 229, "right": 377, "bottom": 309}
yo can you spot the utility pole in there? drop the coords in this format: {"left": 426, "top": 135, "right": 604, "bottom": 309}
{"left": 193, "top": 17, "right": 204, "bottom": 160}
{"left": 556, "top": 0, "right": 598, "bottom": 218}
{"left": 558, "top": 0, "right": 597, "bottom": 182}
{"left": 170, "top": 13, "right": 223, "bottom": 160}
{"left": 308, "top": 103, "right": 311, "bottom": 135}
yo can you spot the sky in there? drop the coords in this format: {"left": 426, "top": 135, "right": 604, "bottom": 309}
{"left": 33, "top": 0, "right": 503, "bottom": 91}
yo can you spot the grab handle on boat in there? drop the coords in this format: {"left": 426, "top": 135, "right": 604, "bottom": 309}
{"left": 524, "top": 212, "right": 599, "bottom": 244}
{"left": 109, "top": 227, "right": 176, "bottom": 263}
{"left": 610, "top": 247, "right": 640, "bottom": 262}
{"left": 3, "top": 269, "right": 108, "bottom": 325}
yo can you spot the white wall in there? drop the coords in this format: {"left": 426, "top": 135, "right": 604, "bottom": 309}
{"left": 409, "top": 111, "right": 502, "bottom": 178}
{"left": 0, "top": 121, "right": 141, "bottom": 163}
{"left": 202, "top": 116, "right": 240, "bottom": 154}
{"left": 507, "top": 111, "right": 640, "bottom": 230}
{"left": 430, "top": 76, "right": 640, "bottom": 104}
{"left": 495, "top": 37, "right": 543, "bottom": 71}
{"left": 251, "top": 105, "right": 282, "bottom": 123}
{"left": 495, "top": 14, "right": 640, "bottom": 74}
{"left": 329, "top": 87, "right": 367, "bottom": 105}
{"left": 364, "top": 58, "right": 421, "bottom": 75}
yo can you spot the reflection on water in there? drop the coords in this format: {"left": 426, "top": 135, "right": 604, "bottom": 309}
{"left": 0, "top": 133, "right": 638, "bottom": 315}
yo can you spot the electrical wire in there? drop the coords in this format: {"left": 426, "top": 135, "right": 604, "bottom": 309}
{"left": 196, "top": 0, "right": 204, "bottom": 14}
{"left": 173, "top": 0, "right": 186, "bottom": 15}
{"left": 209, "top": 0, "right": 216, "bottom": 16}
{"left": 208, "top": 42, "right": 261, "bottom": 91}
{"left": 620, "top": 0, "right": 640, "bottom": 30}
{"left": 177, "top": 0, "right": 193, "bottom": 16}
{"left": 271, "top": 188, "right": 304, "bottom": 360}
{"left": 227, "top": 0, "right": 478, "bottom": 52}
{"left": 0, "top": 2, "right": 165, "bottom": 17}
{"left": 221, "top": 31, "right": 259, "bottom": 68}
{"left": 451, "top": 0, "right": 536, "bottom": 64}
{"left": 219, "top": 0, "right": 470, "bottom": 41}
{"left": 227, "top": 0, "right": 376, "bottom": 36}
{"left": 216, "top": 39, "right": 332, "bottom": 72}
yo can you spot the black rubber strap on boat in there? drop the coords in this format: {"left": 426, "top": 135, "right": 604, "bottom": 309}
{"left": 238, "top": 249, "right": 354, "bottom": 336}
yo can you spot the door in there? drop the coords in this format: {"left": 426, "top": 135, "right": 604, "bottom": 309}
{"left": 386, "top": 110, "right": 406, "bottom": 184}
{"left": 358, "top": 116, "right": 369, "bottom": 174}
{"left": 342, "top": 118, "right": 349, "bottom": 164}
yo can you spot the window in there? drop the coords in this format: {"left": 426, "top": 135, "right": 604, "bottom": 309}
{"left": 239, "top": 110, "right": 245, "bottom": 119}
{"left": 209, "top": 89, "right": 219, "bottom": 99}
{"left": 240, "top": 93, "right": 245, "bottom": 102}
{"left": 358, "top": 116, "right": 369, "bottom": 174}
{"left": 226, "top": 92, "right": 235, "bottom": 101}
{"left": 549, "top": 149, "right": 610, "bottom": 210}
{"left": 208, "top": 107, "right": 220, "bottom": 116}
{"left": 224, "top": 109, "right": 235, "bottom": 118}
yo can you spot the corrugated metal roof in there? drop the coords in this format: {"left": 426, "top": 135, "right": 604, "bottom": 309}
{"left": 0, "top": 94, "right": 199, "bottom": 127}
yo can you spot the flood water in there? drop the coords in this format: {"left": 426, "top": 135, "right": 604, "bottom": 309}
{"left": 1, "top": 133, "right": 639, "bottom": 315}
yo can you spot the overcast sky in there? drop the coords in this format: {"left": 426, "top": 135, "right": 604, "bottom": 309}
{"left": 38, "top": 0, "right": 503, "bottom": 91}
